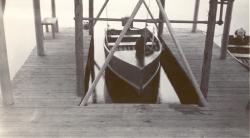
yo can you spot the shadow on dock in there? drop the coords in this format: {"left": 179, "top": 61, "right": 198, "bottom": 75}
{"left": 160, "top": 44, "right": 200, "bottom": 105}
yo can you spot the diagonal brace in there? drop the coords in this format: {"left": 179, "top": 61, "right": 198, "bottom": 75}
{"left": 93, "top": 0, "right": 109, "bottom": 27}
{"left": 156, "top": 0, "right": 207, "bottom": 107}
{"left": 79, "top": 0, "right": 144, "bottom": 106}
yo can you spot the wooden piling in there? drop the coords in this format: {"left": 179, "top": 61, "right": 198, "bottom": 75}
{"left": 156, "top": 0, "right": 207, "bottom": 106}
{"left": 84, "top": 0, "right": 95, "bottom": 96}
{"left": 33, "top": 0, "right": 45, "bottom": 56}
{"left": 1, "top": 0, "right": 5, "bottom": 12}
{"left": 51, "top": 0, "right": 59, "bottom": 32}
{"left": 74, "top": 0, "right": 84, "bottom": 96}
{"left": 192, "top": 0, "right": 200, "bottom": 32}
{"left": 51, "top": 0, "right": 56, "bottom": 17}
{"left": 158, "top": 0, "right": 165, "bottom": 37}
{"left": 0, "top": 0, "right": 14, "bottom": 105}
{"left": 220, "top": 0, "right": 234, "bottom": 59}
{"left": 89, "top": 0, "right": 95, "bottom": 85}
{"left": 200, "top": 0, "right": 218, "bottom": 97}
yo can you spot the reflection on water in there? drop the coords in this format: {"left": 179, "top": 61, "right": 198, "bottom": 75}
{"left": 1, "top": 0, "right": 249, "bottom": 104}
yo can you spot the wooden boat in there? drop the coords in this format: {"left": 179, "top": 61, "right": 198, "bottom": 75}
{"left": 104, "top": 27, "right": 162, "bottom": 102}
{"left": 227, "top": 35, "right": 249, "bottom": 70}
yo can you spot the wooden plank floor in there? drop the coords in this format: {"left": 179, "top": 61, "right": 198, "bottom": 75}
{"left": 0, "top": 28, "right": 249, "bottom": 138}
{"left": 6, "top": 28, "right": 91, "bottom": 107}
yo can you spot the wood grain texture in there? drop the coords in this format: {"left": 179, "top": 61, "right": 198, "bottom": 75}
{"left": 0, "top": 0, "right": 14, "bottom": 105}
{"left": 0, "top": 28, "right": 248, "bottom": 137}
{"left": 192, "top": 0, "right": 200, "bottom": 32}
{"left": 200, "top": 0, "right": 218, "bottom": 97}
{"left": 220, "top": 0, "right": 234, "bottom": 59}
{"left": 33, "top": 0, "right": 44, "bottom": 56}
{"left": 74, "top": 0, "right": 85, "bottom": 96}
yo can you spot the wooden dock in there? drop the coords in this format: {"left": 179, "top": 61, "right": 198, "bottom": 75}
{"left": 0, "top": 28, "right": 249, "bottom": 137}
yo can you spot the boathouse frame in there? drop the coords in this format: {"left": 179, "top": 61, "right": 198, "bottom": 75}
{"left": 0, "top": 0, "right": 239, "bottom": 106}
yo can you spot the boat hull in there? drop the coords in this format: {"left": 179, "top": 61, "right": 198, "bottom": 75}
{"left": 104, "top": 28, "right": 162, "bottom": 89}
{"left": 103, "top": 28, "right": 162, "bottom": 102}
{"left": 105, "top": 67, "right": 160, "bottom": 103}
{"left": 104, "top": 47, "right": 160, "bottom": 90}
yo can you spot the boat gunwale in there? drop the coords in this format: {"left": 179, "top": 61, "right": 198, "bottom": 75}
{"left": 104, "top": 28, "right": 162, "bottom": 69}
{"left": 227, "top": 35, "right": 250, "bottom": 71}
{"left": 103, "top": 27, "right": 163, "bottom": 90}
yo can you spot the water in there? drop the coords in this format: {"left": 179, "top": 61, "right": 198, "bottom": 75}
{"left": 1, "top": 0, "right": 249, "bottom": 103}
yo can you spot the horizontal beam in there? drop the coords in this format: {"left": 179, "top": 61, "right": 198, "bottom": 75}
{"left": 82, "top": 17, "right": 223, "bottom": 24}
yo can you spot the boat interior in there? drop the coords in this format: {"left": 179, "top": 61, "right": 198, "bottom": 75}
{"left": 105, "top": 28, "right": 161, "bottom": 53}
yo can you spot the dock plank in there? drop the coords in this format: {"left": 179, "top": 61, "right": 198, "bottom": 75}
{"left": 0, "top": 28, "right": 249, "bottom": 137}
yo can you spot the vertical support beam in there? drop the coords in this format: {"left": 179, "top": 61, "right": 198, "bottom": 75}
{"left": 218, "top": 0, "right": 224, "bottom": 25}
{"left": 74, "top": 0, "right": 84, "bottom": 96}
{"left": 51, "top": 0, "right": 59, "bottom": 32}
{"left": 89, "top": 0, "right": 95, "bottom": 82}
{"left": 33, "top": 0, "right": 44, "bottom": 56}
{"left": 84, "top": 0, "right": 95, "bottom": 97}
{"left": 192, "top": 0, "right": 200, "bottom": 32}
{"left": 220, "top": 0, "right": 234, "bottom": 59}
{"left": 158, "top": 0, "right": 165, "bottom": 37}
{"left": 89, "top": 0, "right": 94, "bottom": 36}
{"left": 200, "top": 0, "right": 218, "bottom": 97}
{"left": 89, "top": 0, "right": 96, "bottom": 101}
{"left": 51, "top": 0, "right": 56, "bottom": 17}
{"left": 1, "top": 0, "right": 5, "bottom": 12}
{"left": 0, "top": 0, "right": 14, "bottom": 105}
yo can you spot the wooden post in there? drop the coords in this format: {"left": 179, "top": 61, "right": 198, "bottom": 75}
{"left": 79, "top": 0, "right": 144, "bottom": 106}
{"left": 74, "top": 0, "right": 84, "bottom": 96}
{"left": 84, "top": 0, "right": 95, "bottom": 97}
{"left": 89, "top": 0, "right": 95, "bottom": 81}
{"left": 0, "top": 0, "right": 14, "bottom": 105}
{"left": 192, "top": 0, "right": 200, "bottom": 32}
{"left": 51, "top": 0, "right": 59, "bottom": 32}
{"left": 156, "top": 0, "right": 207, "bottom": 106}
{"left": 89, "top": 0, "right": 94, "bottom": 37}
{"left": 220, "top": 0, "right": 234, "bottom": 59}
{"left": 89, "top": 0, "right": 96, "bottom": 102}
{"left": 1, "top": 0, "right": 5, "bottom": 12}
{"left": 218, "top": 0, "right": 224, "bottom": 25}
{"left": 89, "top": 0, "right": 95, "bottom": 80}
{"left": 51, "top": 0, "right": 56, "bottom": 17}
{"left": 33, "top": 0, "right": 45, "bottom": 56}
{"left": 158, "top": 0, "right": 165, "bottom": 37}
{"left": 200, "top": 0, "right": 218, "bottom": 97}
